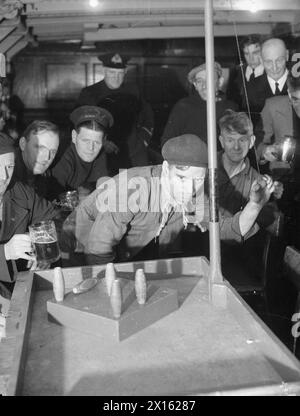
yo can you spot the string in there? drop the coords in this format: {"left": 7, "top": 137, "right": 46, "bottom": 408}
{"left": 229, "top": 0, "right": 261, "bottom": 173}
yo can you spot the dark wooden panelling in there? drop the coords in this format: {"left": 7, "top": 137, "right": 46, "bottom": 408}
{"left": 13, "top": 57, "right": 46, "bottom": 108}
{"left": 46, "top": 63, "right": 88, "bottom": 101}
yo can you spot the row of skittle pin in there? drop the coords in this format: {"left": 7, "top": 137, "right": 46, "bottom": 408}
{"left": 52, "top": 263, "right": 147, "bottom": 320}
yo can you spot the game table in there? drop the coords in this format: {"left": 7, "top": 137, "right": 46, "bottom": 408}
{"left": 1, "top": 256, "right": 300, "bottom": 396}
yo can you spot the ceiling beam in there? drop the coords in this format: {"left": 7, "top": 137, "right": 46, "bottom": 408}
{"left": 26, "top": 10, "right": 296, "bottom": 26}
{"left": 23, "top": 0, "right": 300, "bottom": 15}
{"left": 6, "top": 37, "right": 28, "bottom": 61}
{"left": 0, "top": 33, "right": 24, "bottom": 53}
{"left": 0, "top": 25, "right": 17, "bottom": 43}
{"left": 84, "top": 23, "right": 274, "bottom": 42}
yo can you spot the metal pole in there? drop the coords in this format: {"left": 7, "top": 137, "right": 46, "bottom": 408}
{"left": 204, "top": 0, "right": 223, "bottom": 286}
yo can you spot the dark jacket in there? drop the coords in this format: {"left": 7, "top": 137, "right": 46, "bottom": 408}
{"left": 50, "top": 143, "right": 108, "bottom": 198}
{"left": 13, "top": 149, "right": 53, "bottom": 200}
{"left": 161, "top": 92, "right": 238, "bottom": 146}
{"left": 227, "top": 67, "right": 288, "bottom": 126}
{"left": 0, "top": 181, "right": 58, "bottom": 282}
{"left": 77, "top": 79, "right": 154, "bottom": 173}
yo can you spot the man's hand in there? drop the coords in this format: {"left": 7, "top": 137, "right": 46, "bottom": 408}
{"left": 262, "top": 144, "right": 280, "bottom": 162}
{"left": 28, "top": 259, "right": 51, "bottom": 271}
{"left": 273, "top": 181, "right": 284, "bottom": 200}
{"left": 4, "top": 234, "right": 35, "bottom": 261}
{"left": 103, "top": 140, "right": 119, "bottom": 154}
{"left": 249, "top": 175, "right": 275, "bottom": 206}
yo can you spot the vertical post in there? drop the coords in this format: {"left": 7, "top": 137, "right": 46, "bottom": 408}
{"left": 204, "top": 0, "right": 223, "bottom": 291}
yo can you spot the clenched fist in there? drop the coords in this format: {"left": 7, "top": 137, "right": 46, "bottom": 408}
{"left": 249, "top": 175, "right": 275, "bottom": 206}
{"left": 4, "top": 234, "right": 36, "bottom": 262}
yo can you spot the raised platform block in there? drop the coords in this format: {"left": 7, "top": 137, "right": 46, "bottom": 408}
{"left": 47, "top": 277, "right": 178, "bottom": 341}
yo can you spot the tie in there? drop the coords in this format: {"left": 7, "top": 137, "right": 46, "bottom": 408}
{"left": 275, "top": 82, "right": 281, "bottom": 95}
{"left": 249, "top": 68, "right": 255, "bottom": 82}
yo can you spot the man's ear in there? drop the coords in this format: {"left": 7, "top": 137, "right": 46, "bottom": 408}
{"left": 71, "top": 129, "right": 77, "bottom": 144}
{"left": 19, "top": 136, "right": 26, "bottom": 151}
{"left": 219, "top": 135, "right": 225, "bottom": 149}
{"left": 249, "top": 134, "right": 256, "bottom": 149}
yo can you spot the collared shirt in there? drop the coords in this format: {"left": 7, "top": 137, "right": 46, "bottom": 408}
{"left": 267, "top": 69, "right": 288, "bottom": 94}
{"left": 245, "top": 64, "right": 264, "bottom": 82}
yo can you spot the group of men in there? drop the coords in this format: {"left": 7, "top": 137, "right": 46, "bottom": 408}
{"left": 0, "top": 37, "right": 296, "bottom": 299}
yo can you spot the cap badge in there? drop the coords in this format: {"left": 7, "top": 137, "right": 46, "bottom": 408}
{"left": 111, "top": 54, "right": 122, "bottom": 64}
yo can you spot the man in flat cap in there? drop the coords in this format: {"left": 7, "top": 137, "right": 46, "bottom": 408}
{"left": 161, "top": 61, "right": 237, "bottom": 146}
{"left": 49, "top": 105, "right": 113, "bottom": 201}
{"left": 0, "top": 133, "right": 60, "bottom": 299}
{"left": 77, "top": 52, "right": 154, "bottom": 173}
{"left": 13, "top": 120, "right": 60, "bottom": 199}
{"left": 64, "top": 134, "right": 277, "bottom": 265}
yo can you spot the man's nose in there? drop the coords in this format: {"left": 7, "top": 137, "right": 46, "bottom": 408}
{"left": 234, "top": 141, "right": 240, "bottom": 150}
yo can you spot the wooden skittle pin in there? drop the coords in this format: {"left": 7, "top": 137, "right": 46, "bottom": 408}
{"left": 53, "top": 267, "right": 65, "bottom": 302}
{"left": 105, "top": 262, "right": 116, "bottom": 295}
{"left": 110, "top": 279, "right": 122, "bottom": 319}
{"left": 135, "top": 269, "right": 147, "bottom": 305}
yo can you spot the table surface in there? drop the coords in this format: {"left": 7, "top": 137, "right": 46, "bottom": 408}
{"left": 20, "top": 276, "right": 287, "bottom": 395}
{"left": 2, "top": 256, "right": 300, "bottom": 396}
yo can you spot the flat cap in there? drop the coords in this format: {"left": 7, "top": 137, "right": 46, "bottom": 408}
{"left": 162, "top": 134, "right": 208, "bottom": 168}
{"left": 98, "top": 53, "right": 128, "bottom": 69}
{"left": 0, "top": 132, "right": 15, "bottom": 155}
{"left": 70, "top": 105, "right": 113, "bottom": 129}
{"left": 188, "top": 61, "right": 222, "bottom": 84}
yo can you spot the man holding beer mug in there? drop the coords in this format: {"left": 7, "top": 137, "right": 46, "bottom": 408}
{"left": 0, "top": 133, "right": 59, "bottom": 299}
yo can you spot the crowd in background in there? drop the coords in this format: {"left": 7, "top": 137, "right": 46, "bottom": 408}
{"left": 0, "top": 34, "right": 300, "bottom": 300}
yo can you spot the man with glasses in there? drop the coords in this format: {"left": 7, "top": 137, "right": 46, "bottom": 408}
{"left": 161, "top": 61, "right": 237, "bottom": 146}
{"left": 65, "top": 134, "right": 277, "bottom": 265}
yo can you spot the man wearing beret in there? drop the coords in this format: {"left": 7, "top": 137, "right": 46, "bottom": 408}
{"left": 66, "top": 134, "right": 277, "bottom": 265}
{"left": 49, "top": 105, "right": 113, "bottom": 201}
{"left": 161, "top": 62, "right": 237, "bottom": 146}
{"left": 0, "top": 134, "right": 59, "bottom": 299}
{"left": 77, "top": 52, "right": 154, "bottom": 173}
{"left": 13, "top": 120, "right": 60, "bottom": 199}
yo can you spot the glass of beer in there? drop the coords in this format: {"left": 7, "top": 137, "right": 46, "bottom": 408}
{"left": 29, "top": 220, "right": 60, "bottom": 263}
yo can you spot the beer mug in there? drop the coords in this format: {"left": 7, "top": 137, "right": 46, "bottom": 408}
{"left": 29, "top": 220, "right": 60, "bottom": 263}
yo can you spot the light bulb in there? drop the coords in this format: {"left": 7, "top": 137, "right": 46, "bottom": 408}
{"left": 249, "top": 1, "right": 259, "bottom": 13}
{"left": 89, "top": 0, "right": 99, "bottom": 8}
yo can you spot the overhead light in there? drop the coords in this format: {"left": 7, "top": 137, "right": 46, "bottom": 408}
{"left": 248, "top": 0, "right": 260, "bottom": 13}
{"left": 89, "top": 0, "right": 99, "bottom": 8}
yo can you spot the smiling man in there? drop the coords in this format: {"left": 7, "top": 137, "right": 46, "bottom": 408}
{"left": 0, "top": 134, "right": 59, "bottom": 298}
{"left": 50, "top": 105, "right": 113, "bottom": 200}
{"left": 13, "top": 120, "right": 60, "bottom": 198}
